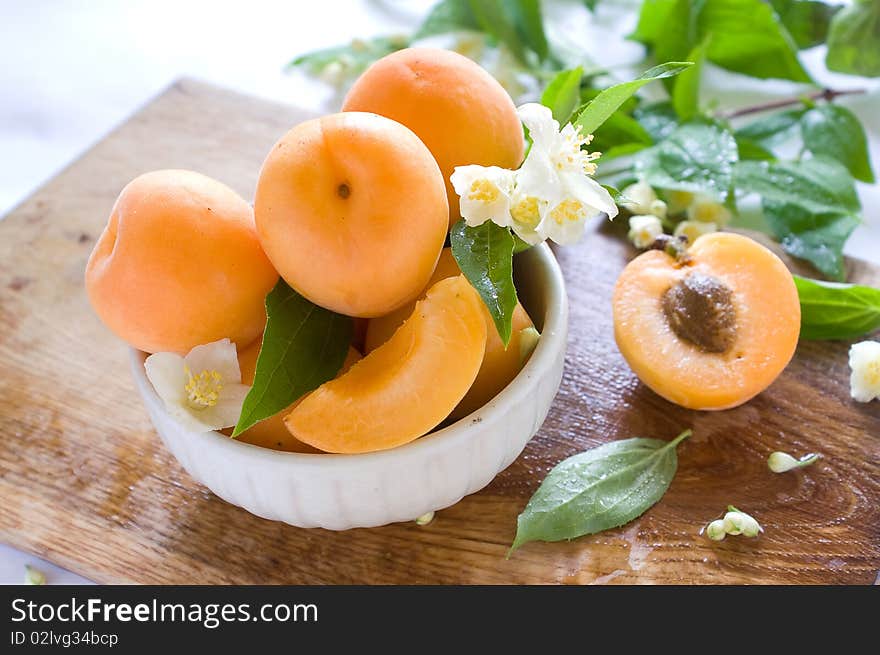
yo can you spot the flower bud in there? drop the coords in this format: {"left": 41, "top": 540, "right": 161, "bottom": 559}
{"left": 620, "top": 181, "right": 658, "bottom": 215}
{"left": 768, "top": 451, "right": 819, "bottom": 473}
{"left": 24, "top": 565, "right": 46, "bottom": 585}
{"left": 723, "top": 507, "right": 762, "bottom": 537}
{"left": 665, "top": 190, "right": 694, "bottom": 215}
{"left": 705, "top": 519, "right": 727, "bottom": 541}
{"left": 628, "top": 214, "right": 664, "bottom": 249}
{"left": 687, "top": 195, "right": 732, "bottom": 226}
{"left": 674, "top": 220, "right": 717, "bottom": 245}
{"left": 649, "top": 199, "right": 668, "bottom": 219}
{"left": 415, "top": 511, "right": 435, "bottom": 526}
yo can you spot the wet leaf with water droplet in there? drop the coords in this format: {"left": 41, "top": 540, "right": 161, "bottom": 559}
{"left": 510, "top": 430, "right": 691, "bottom": 552}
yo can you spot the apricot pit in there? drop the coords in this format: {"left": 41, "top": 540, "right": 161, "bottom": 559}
{"left": 612, "top": 232, "right": 800, "bottom": 410}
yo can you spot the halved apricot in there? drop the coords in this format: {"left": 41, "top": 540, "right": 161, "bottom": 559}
{"left": 365, "top": 248, "right": 537, "bottom": 420}
{"left": 254, "top": 111, "right": 448, "bottom": 318}
{"left": 612, "top": 232, "right": 800, "bottom": 410}
{"left": 233, "top": 342, "right": 362, "bottom": 453}
{"left": 284, "top": 275, "right": 486, "bottom": 453}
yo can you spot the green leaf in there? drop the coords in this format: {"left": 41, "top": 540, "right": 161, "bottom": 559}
{"left": 582, "top": 0, "right": 599, "bottom": 10}
{"left": 414, "top": 0, "right": 479, "bottom": 39}
{"left": 734, "top": 108, "right": 805, "bottom": 149}
{"left": 512, "top": 233, "right": 534, "bottom": 254}
{"left": 673, "top": 38, "right": 709, "bottom": 120}
{"left": 504, "top": 0, "right": 550, "bottom": 61}
{"left": 511, "top": 430, "right": 691, "bottom": 551}
{"left": 574, "top": 62, "right": 693, "bottom": 136}
{"left": 735, "top": 137, "right": 776, "bottom": 161}
{"left": 826, "top": 0, "right": 880, "bottom": 77}
{"left": 636, "top": 121, "right": 739, "bottom": 201}
{"left": 601, "top": 183, "right": 624, "bottom": 204}
{"left": 540, "top": 67, "right": 583, "bottom": 123}
{"left": 467, "top": 0, "right": 527, "bottom": 63}
{"left": 634, "top": 101, "right": 679, "bottom": 142}
{"left": 288, "top": 36, "right": 408, "bottom": 74}
{"left": 599, "top": 142, "right": 651, "bottom": 162}
{"left": 590, "top": 111, "right": 653, "bottom": 153}
{"left": 770, "top": 0, "right": 841, "bottom": 49}
{"left": 232, "top": 281, "right": 353, "bottom": 437}
{"left": 631, "top": 0, "right": 697, "bottom": 76}
{"left": 801, "top": 104, "right": 875, "bottom": 183}
{"left": 794, "top": 275, "right": 880, "bottom": 340}
{"left": 697, "top": 0, "right": 812, "bottom": 82}
{"left": 735, "top": 157, "right": 861, "bottom": 280}
{"left": 450, "top": 220, "right": 518, "bottom": 345}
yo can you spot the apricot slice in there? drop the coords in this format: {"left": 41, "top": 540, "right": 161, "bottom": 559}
{"left": 365, "top": 248, "right": 537, "bottom": 420}
{"left": 254, "top": 111, "right": 448, "bottom": 318}
{"left": 342, "top": 47, "right": 524, "bottom": 226}
{"left": 284, "top": 275, "right": 486, "bottom": 453}
{"left": 85, "top": 170, "right": 278, "bottom": 354}
{"left": 233, "top": 341, "right": 362, "bottom": 453}
{"left": 612, "top": 232, "right": 800, "bottom": 410}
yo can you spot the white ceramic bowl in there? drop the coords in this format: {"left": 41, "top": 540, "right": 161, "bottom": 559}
{"left": 131, "top": 243, "right": 568, "bottom": 530}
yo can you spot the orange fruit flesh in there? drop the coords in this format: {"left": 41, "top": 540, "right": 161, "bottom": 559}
{"left": 365, "top": 249, "right": 536, "bottom": 420}
{"left": 612, "top": 232, "right": 800, "bottom": 410}
{"left": 285, "top": 275, "right": 487, "bottom": 454}
{"left": 233, "top": 343, "right": 362, "bottom": 453}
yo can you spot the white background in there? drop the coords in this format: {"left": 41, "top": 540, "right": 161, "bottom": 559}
{"left": 1, "top": 0, "right": 877, "bottom": 584}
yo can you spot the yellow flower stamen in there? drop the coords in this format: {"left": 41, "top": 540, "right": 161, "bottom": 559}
{"left": 184, "top": 365, "right": 224, "bottom": 408}
{"left": 865, "top": 359, "right": 880, "bottom": 387}
{"left": 554, "top": 125, "right": 601, "bottom": 175}
{"left": 549, "top": 199, "right": 586, "bottom": 225}
{"left": 468, "top": 179, "right": 500, "bottom": 204}
{"left": 511, "top": 196, "right": 541, "bottom": 228}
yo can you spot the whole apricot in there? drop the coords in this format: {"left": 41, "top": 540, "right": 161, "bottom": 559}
{"left": 234, "top": 340, "right": 362, "bottom": 453}
{"left": 285, "top": 275, "right": 486, "bottom": 453}
{"left": 254, "top": 112, "right": 447, "bottom": 317}
{"left": 342, "top": 47, "right": 524, "bottom": 226}
{"left": 365, "top": 248, "right": 536, "bottom": 420}
{"left": 85, "top": 170, "right": 278, "bottom": 354}
{"left": 612, "top": 232, "right": 800, "bottom": 410}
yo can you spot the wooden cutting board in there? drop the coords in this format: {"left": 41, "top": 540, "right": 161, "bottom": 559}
{"left": 1, "top": 79, "right": 878, "bottom": 584}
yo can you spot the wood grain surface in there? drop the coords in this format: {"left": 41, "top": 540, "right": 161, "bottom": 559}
{"left": 1, "top": 79, "right": 878, "bottom": 584}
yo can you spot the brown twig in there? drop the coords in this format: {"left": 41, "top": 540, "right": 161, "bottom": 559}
{"left": 719, "top": 87, "right": 866, "bottom": 120}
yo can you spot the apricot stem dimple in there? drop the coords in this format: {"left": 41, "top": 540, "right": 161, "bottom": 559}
{"left": 662, "top": 273, "right": 737, "bottom": 353}
{"left": 337, "top": 183, "right": 351, "bottom": 199}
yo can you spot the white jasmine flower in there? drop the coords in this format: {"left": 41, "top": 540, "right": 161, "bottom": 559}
{"left": 768, "top": 451, "right": 820, "bottom": 473}
{"left": 628, "top": 214, "right": 664, "bottom": 249}
{"left": 620, "top": 181, "right": 659, "bottom": 215}
{"left": 515, "top": 103, "right": 618, "bottom": 245}
{"left": 665, "top": 190, "right": 694, "bottom": 215}
{"left": 450, "top": 165, "right": 516, "bottom": 229}
{"left": 508, "top": 185, "right": 548, "bottom": 245}
{"left": 849, "top": 340, "right": 880, "bottom": 402}
{"left": 674, "top": 220, "right": 717, "bottom": 244}
{"left": 145, "top": 338, "right": 250, "bottom": 432}
{"left": 687, "top": 194, "right": 732, "bottom": 225}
